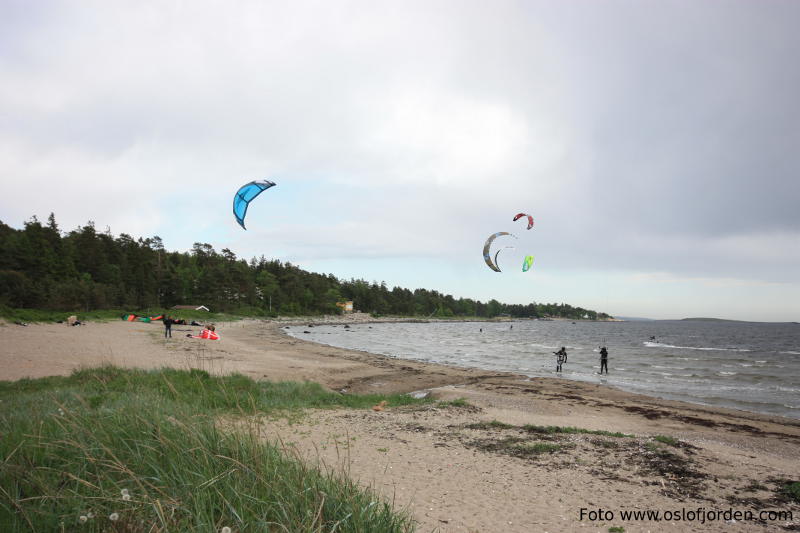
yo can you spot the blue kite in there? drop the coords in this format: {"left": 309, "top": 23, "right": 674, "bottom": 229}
{"left": 233, "top": 180, "right": 276, "bottom": 229}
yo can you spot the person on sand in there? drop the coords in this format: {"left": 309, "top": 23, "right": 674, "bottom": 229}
{"left": 162, "top": 315, "right": 173, "bottom": 338}
{"left": 599, "top": 346, "right": 609, "bottom": 374}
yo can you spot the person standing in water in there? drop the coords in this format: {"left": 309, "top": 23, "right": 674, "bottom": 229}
{"left": 599, "top": 346, "right": 609, "bottom": 374}
{"left": 554, "top": 347, "right": 567, "bottom": 372}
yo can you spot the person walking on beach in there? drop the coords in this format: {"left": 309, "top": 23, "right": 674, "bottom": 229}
{"left": 599, "top": 346, "right": 609, "bottom": 374}
{"left": 162, "top": 315, "right": 173, "bottom": 338}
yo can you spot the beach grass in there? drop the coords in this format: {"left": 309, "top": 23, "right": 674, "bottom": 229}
{"left": 781, "top": 481, "right": 800, "bottom": 503}
{"left": 466, "top": 420, "right": 515, "bottom": 430}
{"left": 437, "top": 398, "right": 470, "bottom": 408}
{"left": 511, "top": 442, "right": 563, "bottom": 455}
{"left": 0, "top": 366, "right": 428, "bottom": 532}
{"left": 653, "top": 435, "right": 680, "bottom": 447}
{"left": 521, "top": 424, "right": 633, "bottom": 438}
{"left": 465, "top": 420, "right": 634, "bottom": 438}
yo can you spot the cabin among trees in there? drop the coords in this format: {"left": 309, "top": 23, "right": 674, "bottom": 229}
{"left": 172, "top": 305, "right": 210, "bottom": 312}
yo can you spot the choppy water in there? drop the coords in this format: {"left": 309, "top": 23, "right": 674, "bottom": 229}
{"left": 286, "top": 319, "right": 800, "bottom": 419}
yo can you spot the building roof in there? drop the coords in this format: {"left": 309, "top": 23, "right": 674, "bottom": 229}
{"left": 171, "top": 305, "right": 210, "bottom": 311}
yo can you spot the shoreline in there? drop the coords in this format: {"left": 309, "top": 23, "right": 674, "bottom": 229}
{"left": 1, "top": 318, "right": 798, "bottom": 531}
{"left": 2, "top": 316, "right": 798, "bottom": 428}
{"left": 280, "top": 316, "right": 800, "bottom": 423}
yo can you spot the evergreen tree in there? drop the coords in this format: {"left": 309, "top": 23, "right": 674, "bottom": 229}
{"left": 0, "top": 215, "right": 612, "bottom": 320}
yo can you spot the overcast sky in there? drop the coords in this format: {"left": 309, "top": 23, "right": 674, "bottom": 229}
{"left": 1, "top": 0, "right": 798, "bottom": 321}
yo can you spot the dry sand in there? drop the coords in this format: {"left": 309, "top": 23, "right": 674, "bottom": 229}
{"left": 1, "top": 318, "right": 798, "bottom": 532}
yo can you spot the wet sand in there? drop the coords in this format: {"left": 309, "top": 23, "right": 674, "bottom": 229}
{"left": 2, "top": 318, "right": 799, "bottom": 532}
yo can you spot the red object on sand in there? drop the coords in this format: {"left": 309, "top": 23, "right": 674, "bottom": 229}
{"left": 190, "top": 329, "right": 219, "bottom": 340}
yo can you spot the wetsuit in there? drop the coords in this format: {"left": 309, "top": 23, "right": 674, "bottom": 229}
{"left": 555, "top": 351, "right": 565, "bottom": 372}
{"left": 163, "top": 317, "right": 173, "bottom": 338}
{"left": 600, "top": 347, "right": 608, "bottom": 374}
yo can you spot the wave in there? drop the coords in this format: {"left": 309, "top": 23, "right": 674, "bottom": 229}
{"left": 529, "top": 343, "right": 559, "bottom": 350}
{"left": 286, "top": 323, "right": 800, "bottom": 420}
{"left": 643, "top": 341, "right": 751, "bottom": 352}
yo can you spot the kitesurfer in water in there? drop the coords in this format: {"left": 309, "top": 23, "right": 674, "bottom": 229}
{"left": 554, "top": 347, "right": 567, "bottom": 372}
{"left": 599, "top": 346, "right": 609, "bottom": 374}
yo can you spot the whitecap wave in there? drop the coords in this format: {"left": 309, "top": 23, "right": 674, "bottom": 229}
{"left": 643, "top": 341, "right": 751, "bottom": 352}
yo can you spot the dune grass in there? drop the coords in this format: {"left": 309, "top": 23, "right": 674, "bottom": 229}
{"left": 0, "top": 366, "right": 428, "bottom": 532}
{"left": 521, "top": 424, "right": 633, "bottom": 438}
{"left": 653, "top": 435, "right": 680, "bottom": 447}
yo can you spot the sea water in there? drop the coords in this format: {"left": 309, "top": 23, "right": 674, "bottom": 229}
{"left": 286, "top": 319, "right": 800, "bottom": 420}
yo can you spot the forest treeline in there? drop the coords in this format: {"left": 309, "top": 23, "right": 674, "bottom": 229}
{"left": 0, "top": 215, "right": 612, "bottom": 320}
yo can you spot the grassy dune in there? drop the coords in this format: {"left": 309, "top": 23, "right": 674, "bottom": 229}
{"left": 0, "top": 367, "right": 428, "bottom": 532}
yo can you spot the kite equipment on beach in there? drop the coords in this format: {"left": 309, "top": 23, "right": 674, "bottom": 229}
{"left": 483, "top": 232, "right": 517, "bottom": 272}
{"left": 188, "top": 329, "right": 219, "bottom": 340}
{"left": 233, "top": 180, "right": 276, "bottom": 229}
{"left": 513, "top": 213, "right": 534, "bottom": 230}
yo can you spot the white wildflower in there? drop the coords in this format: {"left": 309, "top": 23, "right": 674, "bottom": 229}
{"left": 122, "top": 493, "right": 131, "bottom": 501}
{"left": 79, "top": 515, "right": 88, "bottom": 523}
{"left": 87, "top": 512, "right": 94, "bottom": 519}
{"left": 109, "top": 513, "right": 119, "bottom": 521}
{"left": 120, "top": 488, "right": 129, "bottom": 496}
{"left": 221, "top": 527, "right": 232, "bottom": 533}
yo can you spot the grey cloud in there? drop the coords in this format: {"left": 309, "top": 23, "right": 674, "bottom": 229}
{"left": 1, "top": 0, "right": 798, "bottom": 312}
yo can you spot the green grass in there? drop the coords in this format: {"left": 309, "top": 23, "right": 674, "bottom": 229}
{"left": 780, "top": 481, "right": 800, "bottom": 503}
{"left": 511, "top": 442, "right": 562, "bottom": 455}
{"left": 645, "top": 442, "right": 661, "bottom": 453}
{"left": 437, "top": 398, "right": 471, "bottom": 408}
{"left": 608, "top": 527, "right": 625, "bottom": 533}
{"left": 0, "top": 366, "right": 429, "bottom": 532}
{"left": 653, "top": 435, "right": 679, "bottom": 447}
{"left": 522, "top": 425, "right": 633, "bottom": 438}
{"left": 466, "top": 420, "right": 514, "bottom": 430}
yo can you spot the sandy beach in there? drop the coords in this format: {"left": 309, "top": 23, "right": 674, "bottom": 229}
{"left": 1, "top": 318, "right": 798, "bottom": 532}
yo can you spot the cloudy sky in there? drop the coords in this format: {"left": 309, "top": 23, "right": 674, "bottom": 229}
{"left": 1, "top": 0, "right": 798, "bottom": 321}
